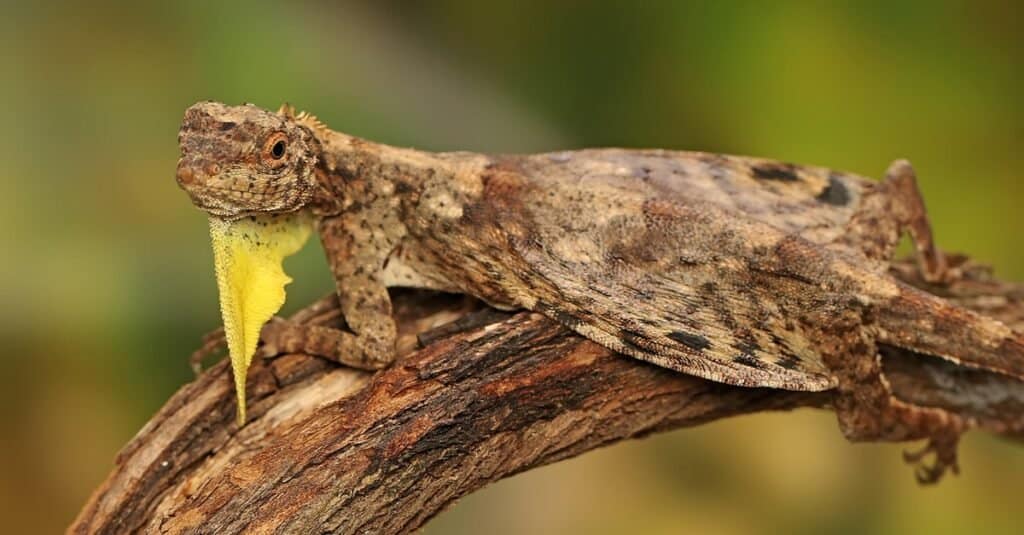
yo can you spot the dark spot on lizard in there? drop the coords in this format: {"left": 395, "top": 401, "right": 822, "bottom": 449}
{"left": 776, "top": 354, "right": 802, "bottom": 370}
{"left": 733, "top": 354, "right": 765, "bottom": 369}
{"left": 668, "top": 330, "right": 711, "bottom": 351}
{"left": 751, "top": 163, "right": 799, "bottom": 182}
{"left": 218, "top": 121, "right": 237, "bottom": 131}
{"left": 619, "top": 329, "right": 654, "bottom": 354}
{"left": 735, "top": 338, "right": 761, "bottom": 356}
{"left": 816, "top": 174, "right": 851, "bottom": 206}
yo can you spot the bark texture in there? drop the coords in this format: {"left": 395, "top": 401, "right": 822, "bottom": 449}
{"left": 70, "top": 257, "right": 1024, "bottom": 534}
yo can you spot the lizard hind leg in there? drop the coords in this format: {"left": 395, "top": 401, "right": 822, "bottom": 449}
{"left": 881, "top": 159, "right": 951, "bottom": 284}
{"left": 840, "top": 159, "right": 953, "bottom": 284}
{"left": 813, "top": 311, "right": 968, "bottom": 484}
{"left": 833, "top": 377, "right": 968, "bottom": 484}
{"left": 903, "top": 432, "right": 961, "bottom": 484}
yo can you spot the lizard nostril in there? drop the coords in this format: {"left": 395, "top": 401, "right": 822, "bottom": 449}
{"left": 205, "top": 162, "right": 221, "bottom": 176}
{"left": 176, "top": 166, "right": 195, "bottom": 185}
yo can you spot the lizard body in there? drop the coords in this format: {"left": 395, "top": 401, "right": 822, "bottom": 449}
{"left": 177, "top": 102, "right": 1024, "bottom": 482}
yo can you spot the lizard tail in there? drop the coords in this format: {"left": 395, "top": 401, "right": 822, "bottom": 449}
{"left": 878, "top": 282, "right": 1024, "bottom": 380}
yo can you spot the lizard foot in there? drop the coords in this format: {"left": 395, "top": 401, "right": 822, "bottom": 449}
{"left": 188, "top": 317, "right": 304, "bottom": 374}
{"left": 189, "top": 293, "right": 343, "bottom": 374}
{"left": 255, "top": 316, "right": 295, "bottom": 359}
{"left": 902, "top": 433, "right": 961, "bottom": 485}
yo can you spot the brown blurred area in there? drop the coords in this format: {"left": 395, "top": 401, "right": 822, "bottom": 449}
{"left": 2, "top": 2, "right": 1022, "bottom": 533}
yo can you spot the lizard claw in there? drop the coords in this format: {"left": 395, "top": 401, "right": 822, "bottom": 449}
{"left": 903, "top": 435, "right": 960, "bottom": 485}
{"left": 920, "top": 251, "right": 965, "bottom": 287}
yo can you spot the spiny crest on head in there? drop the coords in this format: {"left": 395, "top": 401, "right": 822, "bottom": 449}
{"left": 278, "top": 102, "right": 329, "bottom": 136}
{"left": 277, "top": 102, "right": 297, "bottom": 118}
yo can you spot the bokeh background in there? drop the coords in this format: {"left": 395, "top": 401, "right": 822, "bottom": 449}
{"left": 3, "top": 1, "right": 1023, "bottom": 533}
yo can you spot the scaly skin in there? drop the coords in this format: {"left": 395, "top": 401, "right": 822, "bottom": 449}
{"left": 177, "top": 101, "right": 1024, "bottom": 482}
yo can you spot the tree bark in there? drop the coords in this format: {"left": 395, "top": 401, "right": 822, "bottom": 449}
{"left": 70, "top": 257, "right": 1024, "bottom": 534}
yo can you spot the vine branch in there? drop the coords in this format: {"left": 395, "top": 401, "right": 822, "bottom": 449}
{"left": 70, "top": 256, "right": 1024, "bottom": 534}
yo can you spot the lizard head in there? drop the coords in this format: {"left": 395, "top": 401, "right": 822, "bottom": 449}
{"left": 176, "top": 101, "right": 321, "bottom": 219}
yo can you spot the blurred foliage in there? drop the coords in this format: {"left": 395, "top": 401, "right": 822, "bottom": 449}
{"left": 1, "top": 1, "right": 1022, "bottom": 533}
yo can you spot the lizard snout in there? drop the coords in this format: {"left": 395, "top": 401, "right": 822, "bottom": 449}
{"left": 175, "top": 156, "right": 265, "bottom": 218}
{"left": 175, "top": 157, "right": 222, "bottom": 212}
{"left": 176, "top": 162, "right": 196, "bottom": 186}
{"left": 176, "top": 158, "right": 222, "bottom": 188}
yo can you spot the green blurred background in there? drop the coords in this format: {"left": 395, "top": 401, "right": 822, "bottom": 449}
{"left": 3, "top": 1, "right": 1023, "bottom": 533}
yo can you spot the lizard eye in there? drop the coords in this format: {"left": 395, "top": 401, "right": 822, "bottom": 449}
{"left": 262, "top": 132, "right": 289, "bottom": 168}
{"left": 271, "top": 140, "right": 286, "bottom": 159}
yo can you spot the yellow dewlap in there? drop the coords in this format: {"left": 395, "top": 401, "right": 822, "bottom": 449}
{"left": 209, "top": 213, "right": 312, "bottom": 424}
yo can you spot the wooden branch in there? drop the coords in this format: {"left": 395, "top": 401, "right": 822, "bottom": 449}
{"left": 70, "top": 257, "right": 1024, "bottom": 534}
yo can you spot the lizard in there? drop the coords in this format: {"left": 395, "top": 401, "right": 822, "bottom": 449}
{"left": 176, "top": 101, "right": 1024, "bottom": 483}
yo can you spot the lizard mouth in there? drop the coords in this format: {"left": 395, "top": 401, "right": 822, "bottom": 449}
{"left": 182, "top": 192, "right": 252, "bottom": 220}
{"left": 175, "top": 163, "right": 243, "bottom": 217}
{"left": 178, "top": 172, "right": 303, "bottom": 220}
{"left": 178, "top": 171, "right": 313, "bottom": 221}
{"left": 190, "top": 195, "right": 269, "bottom": 220}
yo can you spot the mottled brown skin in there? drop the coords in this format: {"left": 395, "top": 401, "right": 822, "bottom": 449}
{"left": 177, "top": 101, "right": 1024, "bottom": 483}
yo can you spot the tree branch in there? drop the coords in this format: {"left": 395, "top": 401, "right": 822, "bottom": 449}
{"left": 70, "top": 257, "right": 1024, "bottom": 534}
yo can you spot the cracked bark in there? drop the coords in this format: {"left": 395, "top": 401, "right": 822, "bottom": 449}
{"left": 70, "top": 256, "right": 1024, "bottom": 534}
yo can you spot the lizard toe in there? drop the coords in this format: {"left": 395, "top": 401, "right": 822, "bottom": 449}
{"left": 903, "top": 434, "right": 960, "bottom": 485}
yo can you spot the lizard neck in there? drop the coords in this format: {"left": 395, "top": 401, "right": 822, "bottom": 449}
{"left": 309, "top": 130, "right": 485, "bottom": 217}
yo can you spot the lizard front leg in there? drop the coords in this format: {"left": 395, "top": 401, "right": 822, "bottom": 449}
{"left": 259, "top": 275, "right": 396, "bottom": 370}
{"left": 259, "top": 212, "right": 400, "bottom": 370}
